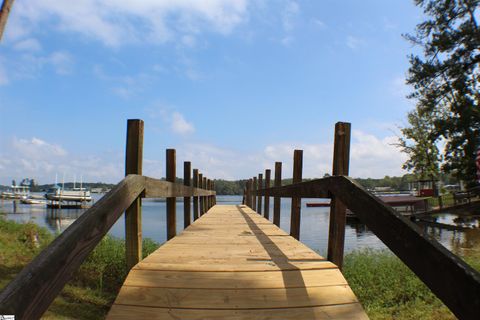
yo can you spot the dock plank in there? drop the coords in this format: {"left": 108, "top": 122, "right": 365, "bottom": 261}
{"left": 107, "top": 205, "right": 367, "bottom": 319}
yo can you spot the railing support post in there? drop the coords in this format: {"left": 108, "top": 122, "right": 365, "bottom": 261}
{"left": 290, "top": 150, "right": 303, "bottom": 240}
{"left": 199, "top": 173, "right": 204, "bottom": 216}
{"left": 207, "top": 179, "right": 211, "bottom": 210}
{"left": 327, "top": 122, "right": 351, "bottom": 269}
{"left": 202, "top": 177, "right": 207, "bottom": 214}
{"left": 273, "top": 162, "right": 282, "bottom": 227}
{"left": 246, "top": 179, "right": 252, "bottom": 208}
{"left": 193, "top": 169, "right": 199, "bottom": 221}
{"left": 257, "top": 173, "right": 263, "bottom": 215}
{"left": 184, "top": 161, "right": 191, "bottom": 228}
{"left": 252, "top": 176, "right": 257, "bottom": 212}
{"left": 125, "top": 119, "right": 144, "bottom": 270}
{"left": 166, "top": 149, "right": 176, "bottom": 240}
{"left": 213, "top": 181, "right": 216, "bottom": 205}
{"left": 264, "top": 169, "right": 271, "bottom": 220}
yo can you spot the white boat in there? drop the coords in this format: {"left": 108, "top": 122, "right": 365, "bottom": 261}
{"left": 0, "top": 184, "right": 29, "bottom": 199}
{"left": 45, "top": 186, "right": 92, "bottom": 202}
{"left": 21, "top": 197, "right": 48, "bottom": 205}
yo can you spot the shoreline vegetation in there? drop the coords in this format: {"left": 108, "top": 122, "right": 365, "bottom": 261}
{"left": 1, "top": 217, "right": 479, "bottom": 319}
{"left": 0, "top": 173, "right": 461, "bottom": 195}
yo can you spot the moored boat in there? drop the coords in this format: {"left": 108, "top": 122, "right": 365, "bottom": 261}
{"left": 45, "top": 185, "right": 92, "bottom": 202}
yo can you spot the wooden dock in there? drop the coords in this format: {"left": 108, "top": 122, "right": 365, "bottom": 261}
{"left": 107, "top": 205, "right": 367, "bottom": 319}
{"left": 4, "top": 120, "right": 479, "bottom": 320}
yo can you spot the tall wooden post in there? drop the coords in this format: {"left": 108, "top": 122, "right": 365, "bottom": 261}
{"left": 184, "top": 161, "right": 191, "bottom": 228}
{"left": 252, "top": 177, "right": 257, "bottom": 212}
{"left": 245, "top": 179, "right": 251, "bottom": 208}
{"left": 202, "top": 177, "right": 207, "bottom": 214}
{"left": 207, "top": 179, "right": 211, "bottom": 210}
{"left": 166, "top": 149, "right": 176, "bottom": 240}
{"left": 273, "top": 162, "right": 282, "bottom": 227}
{"left": 199, "top": 173, "right": 204, "bottom": 216}
{"left": 290, "top": 150, "right": 303, "bottom": 240}
{"left": 257, "top": 173, "right": 263, "bottom": 215}
{"left": 193, "top": 169, "right": 199, "bottom": 221}
{"left": 0, "top": 0, "right": 15, "bottom": 42}
{"left": 125, "top": 119, "right": 143, "bottom": 270}
{"left": 327, "top": 122, "right": 351, "bottom": 269}
{"left": 213, "top": 181, "right": 216, "bottom": 205}
{"left": 210, "top": 180, "right": 214, "bottom": 209}
{"left": 264, "top": 169, "right": 271, "bottom": 220}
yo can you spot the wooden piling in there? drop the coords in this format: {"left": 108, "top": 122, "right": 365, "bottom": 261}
{"left": 257, "top": 173, "right": 263, "bottom": 215}
{"left": 166, "top": 149, "right": 176, "bottom": 240}
{"left": 290, "top": 150, "right": 303, "bottom": 240}
{"left": 264, "top": 169, "right": 271, "bottom": 220}
{"left": 193, "top": 169, "right": 199, "bottom": 221}
{"left": 252, "top": 177, "right": 257, "bottom": 212}
{"left": 203, "top": 177, "right": 207, "bottom": 214}
{"left": 327, "top": 122, "right": 351, "bottom": 269}
{"left": 125, "top": 119, "right": 143, "bottom": 270}
{"left": 245, "top": 179, "right": 252, "bottom": 208}
{"left": 199, "top": 173, "right": 204, "bottom": 216}
{"left": 183, "top": 161, "right": 191, "bottom": 228}
{"left": 273, "top": 162, "right": 282, "bottom": 227}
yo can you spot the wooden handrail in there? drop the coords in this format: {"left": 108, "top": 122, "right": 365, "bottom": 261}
{"left": 252, "top": 175, "right": 480, "bottom": 320}
{"left": 0, "top": 174, "right": 145, "bottom": 319}
{"left": 0, "top": 173, "right": 217, "bottom": 319}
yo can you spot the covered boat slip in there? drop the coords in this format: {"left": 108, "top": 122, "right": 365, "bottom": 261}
{"left": 107, "top": 205, "right": 367, "bottom": 319}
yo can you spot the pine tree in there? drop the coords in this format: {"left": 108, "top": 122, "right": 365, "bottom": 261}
{"left": 404, "top": 0, "right": 480, "bottom": 186}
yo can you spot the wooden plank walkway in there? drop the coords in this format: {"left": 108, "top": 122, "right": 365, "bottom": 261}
{"left": 107, "top": 205, "right": 368, "bottom": 319}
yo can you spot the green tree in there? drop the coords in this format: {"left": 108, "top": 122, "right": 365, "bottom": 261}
{"left": 405, "top": 0, "right": 480, "bottom": 186}
{"left": 397, "top": 110, "right": 441, "bottom": 180}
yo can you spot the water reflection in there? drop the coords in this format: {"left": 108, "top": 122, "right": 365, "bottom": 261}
{"left": 45, "top": 208, "right": 84, "bottom": 233}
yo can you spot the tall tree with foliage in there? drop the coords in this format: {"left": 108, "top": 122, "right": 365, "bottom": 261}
{"left": 397, "top": 110, "right": 441, "bottom": 180}
{"left": 404, "top": 0, "right": 480, "bottom": 186}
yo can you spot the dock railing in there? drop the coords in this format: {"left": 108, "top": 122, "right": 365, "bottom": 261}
{"left": 245, "top": 121, "right": 480, "bottom": 320}
{"left": 0, "top": 119, "right": 216, "bottom": 319}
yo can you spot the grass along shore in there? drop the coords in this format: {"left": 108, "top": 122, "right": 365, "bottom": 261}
{"left": 1, "top": 217, "right": 479, "bottom": 319}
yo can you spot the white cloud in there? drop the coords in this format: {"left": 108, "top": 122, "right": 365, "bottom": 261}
{"left": 49, "top": 51, "right": 73, "bottom": 75}
{"left": 346, "top": 35, "right": 366, "bottom": 50}
{"left": 312, "top": 18, "right": 326, "bottom": 29}
{"left": 93, "top": 65, "right": 153, "bottom": 98}
{"left": 13, "top": 38, "right": 42, "bottom": 52}
{"left": 9, "top": 0, "right": 250, "bottom": 47}
{"left": 0, "top": 129, "right": 408, "bottom": 185}
{"left": 1, "top": 137, "right": 123, "bottom": 184}
{"left": 170, "top": 130, "right": 407, "bottom": 180}
{"left": 280, "top": 0, "right": 300, "bottom": 46}
{"left": 12, "top": 137, "right": 68, "bottom": 160}
{"left": 171, "top": 112, "right": 195, "bottom": 135}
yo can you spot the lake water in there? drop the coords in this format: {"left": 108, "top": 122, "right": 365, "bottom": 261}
{"left": 2, "top": 194, "right": 479, "bottom": 257}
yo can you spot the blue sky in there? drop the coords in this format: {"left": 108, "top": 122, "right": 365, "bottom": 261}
{"left": 0, "top": 0, "right": 422, "bottom": 184}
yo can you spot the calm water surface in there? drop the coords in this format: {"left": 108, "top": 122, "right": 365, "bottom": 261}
{"left": 2, "top": 194, "right": 479, "bottom": 257}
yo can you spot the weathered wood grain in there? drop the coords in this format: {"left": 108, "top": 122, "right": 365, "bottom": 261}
{"left": 264, "top": 169, "right": 271, "bottom": 220}
{"left": 183, "top": 161, "right": 191, "bottom": 228}
{"left": 290, "top": 150, "right": 303, "bottom": 240}
{"left": 257, "top": 173, "right": 263, "bottom": 215}
{"left": 273, "top": 162, "right": 282, "bottom": 227}
{"left": 125, "top": 119, "right": 144, "bottom": 270}
{"left": 144, "top": 177, "right": 215, "bottom": 198}
{"left": 327, "top": 122, "right": 351, "bottom": 269}
{"left": 108, "top": 205, "right": 367, "bottom": 319}
{"left": 166, "top": 149, "right": 176, "bottom": 240}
